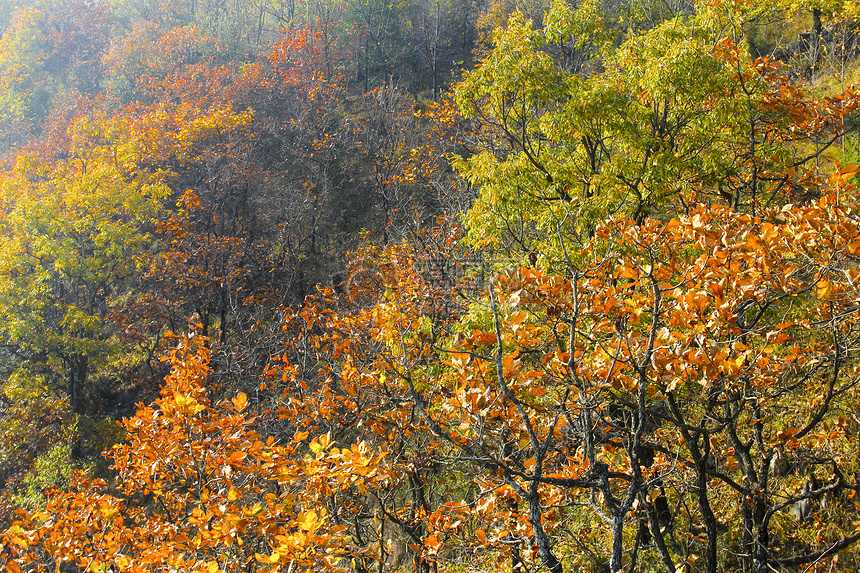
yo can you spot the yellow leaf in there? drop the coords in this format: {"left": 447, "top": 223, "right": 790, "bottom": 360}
{"left": 299, "top": 510, "right": 318, "bottom": 531}
{"left": 99, "top": 502, "right": 118, "bottom": 520}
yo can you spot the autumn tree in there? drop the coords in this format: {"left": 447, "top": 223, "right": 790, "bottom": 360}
{"left": 39, "top": 0, "right": 112, "bottom": 94}
{"left": 102, "top": 21, "right": 461, "bottom": 402}
{"left": 0, "top": 7, "right": 51, "bottom": 151}
{"left": 354, "top": 84, "right": 465, "bottom": 243}
{"left": 1, "top": 334, "right": 390, "bottom": 572}
{"left": 103, "top": 24, "right": 292, "bottom": 398}
{"left": 0, "top": 0, "right": 111, "bottom": 153}
{"left": 262, "top": 218, "right": 479, "bottom": 573}
{"left": 0, "top": 59, "right": 255, "bottom": 501}
{"left": 268, "top": 166, "right": 860, "bottom": 573}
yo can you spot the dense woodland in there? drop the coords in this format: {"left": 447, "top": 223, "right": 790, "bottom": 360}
{"left": 0, "top": 0, "right": 859, "bottom": 571}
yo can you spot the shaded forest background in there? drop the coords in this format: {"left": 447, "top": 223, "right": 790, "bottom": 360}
{"left": 0, "top": 0, "right": 860, "bottom": 571}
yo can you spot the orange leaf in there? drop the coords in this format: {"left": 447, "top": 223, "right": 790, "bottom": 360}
{"left": 232, "top": 392, "right": 248, "bottom": 411}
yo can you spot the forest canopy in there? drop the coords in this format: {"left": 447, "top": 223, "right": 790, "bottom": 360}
{"left": 0, "top": 0, "right": 859, "bottom": 571}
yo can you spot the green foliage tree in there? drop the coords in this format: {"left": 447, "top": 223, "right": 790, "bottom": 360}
{"left": 454, "top": 0, "right": 860, "bottom": 267}
{"left": 0, "top": 107, "right": 168, "bottom": 414}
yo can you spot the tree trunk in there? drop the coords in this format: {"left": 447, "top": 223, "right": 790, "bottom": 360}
{"left": 610, "top": 515, "right": 624, "bottom": 573}
{"left": 530, "top": 494, "right": 564, "bottom": 573}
